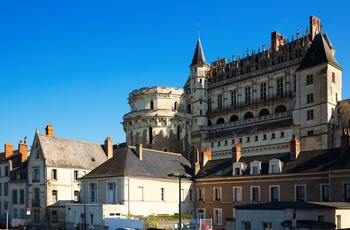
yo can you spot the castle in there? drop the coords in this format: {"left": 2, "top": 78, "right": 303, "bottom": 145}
{"left": 123, "top": 15, "right": 349, "bottom": 161}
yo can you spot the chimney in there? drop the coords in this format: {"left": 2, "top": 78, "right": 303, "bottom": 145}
{"left": 271, "top": 31, "right": 281, "bottom": 52}
{"left": 341, "top": 128, "right": 350, "bottom": 155}
{"left": 194, "top": 148, "right": 201, "bottom": 175}
{"left": 104, "top": 137, "right": 113, "bottom": 159}
{"left": 4, "top": 143, "right": 13, "bottom": 158}
{"left": 232, "top": 144, "right": 241, "bottom": 164}
{"left": 45, "top": 124, "right": 54, "bottom": 136}
{"left": 18, "top": 139, "right": 28, "bottom": 163}
{"left": 290, "top": 135, "right": 300, "bottom": 160}
{"left": 309, "top": 15, "right": 321, "bottom": 41}
{"left": 136, "top": 144, "right": 143, "bottom": 160}
{"left": 202, "top": 145, "right": 212, "bottom": 167}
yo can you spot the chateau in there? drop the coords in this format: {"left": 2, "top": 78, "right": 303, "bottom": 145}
{"left": 123, "top": 15, "right": 347, "bottom": 160}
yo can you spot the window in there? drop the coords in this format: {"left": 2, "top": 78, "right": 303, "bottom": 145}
{"left": 246, "top": 137, "right": 250, "bottom": 143}
{"left": 52, "top": 211, "right": 58, "bottom": 223}
{"left": 318, "top": 215, "right": 325, "bottom": 222}
{"left": 150, "top": 100, "right": 154, "bottom": 109}
{"left": 332, "top": 72, "right": 335, "bottom": 83}
{"left": 270, "top": 186, "right": 279, "bottom": 201}
{"left": 263, "top": 134, "right": 267, "bottom": 140}
{"left": 34, "top": 188, "right": 40, "bottom": 206}
{"left": 344, "top": 183, "right": 350, "bottom": 202}
{"left": 271, "top": 133, "right": 275, "bottom": 139}
{"left": 306, "top": 74, "right": 313, "bottom": 85}
{"left": 214, "top": 209, "right": 222, "bottom": 225}
{"left": 233, "top": 187, "right": 242, "bottom": 202}
{"left": 308, "top": 130, "right": 314, "bottom": 136}
{"left": 12, "top": 190, "right": 18, "bottom": 204}
{"left": 20, "top": 209, "right": 25, "bottom": 219}
{"left": 307, "top": 110, "right": 314, "bottom": 120}
{"left": 4, "top": 182, "right": 8, "bottom": 196}
{"left": 90, "top": 213, "right": 94, "bottom": 225}
{"left": 137, "top": 187, "right": 143, "bottom": 201}
{"left": 277, "top": 78, "right": 284, "bottom": 96}
{"left": 214, "top": 187, "right": 221, "bottom": 201}
{"left": 188, "top": 189, "right": 193, "bottom": 202}
{"left": 262, "top": 222, "right": 272, "bottom": 230}
{"left": 321, "top": 184, "right": 329, "bottom": 201}
{"left": 255, "top": 136, "right": 258, "bottom": 141}
{"left": 231, "top": 90, "right": 237, "bottom": 107}
{"left": 20, "top": 189, "right": 24, "bottom": 204}
{"left": 245, "top": 87, "right": 251, "bottom": 104}
{"left": 74, "top": 191, "right": 79, "bottom": 202}
{"left": 217, "top": 94, "right": 223, "bottom": 110}
{"left": 252, "top": 166, "right": 259, "bottom": 175}
{"left": 0, "top": 183, "right": 2, "bottom": 196}
{"left": 5, "top": 166, "right": 9, "bottom": 176}
{"left": 90, "top": 183, "right": 97, "bottom": 203}
{"left": 149, "top": 127, "right": 153, "bottom": 144}
{"left": 280, "top": 131, "right": 285, "bottom": 137}
{"left": 34, "top": 209, "right": 40, "bottom": 222}
{"left": 33, "top": 168, "right": 40, "bottom": 182}
{"left": 260, "top": 83, "right": 267, "bottom": 100}
{"left": 161, "top": 188, "right": 165, "bottom": 201}
{"left": 74, "top": 171, "right": 78, "bottom": 180}
{"left": 52, "top": 190, "right": 57, "bottom": 202}
{"left": 107, "top": 182, "right": 116, "bottom": 204}
{"left": 251, "top": 187, "right": 260, "bottom": 202}
{"left": 198, "top": 188, "right": 204, "bottom": 201}
{"left": 296, "top": 185, "right": 305, "bottom": 201}
{"left": 197, "top": 209, "right": 205, "bottom": 219}
{"left": 52, "top": 169, "right": 57, "bottom": 180}
{"left": 307, "top": 93, "right": 314, "bottom": 103}
{"left": 243, "top": 221, "right": 251, "bottom": 230}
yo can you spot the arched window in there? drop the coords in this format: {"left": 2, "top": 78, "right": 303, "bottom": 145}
{"left": 244, "top": 112, "right": 253, "bottom": 119}
{"left": 216, "top": 117, "right": 225, "bottom": 124}
{"left": 163, "top": 147, "right": 168, "bottom": 152}
{"left": 208, "top": 120, "right": 212, "bottom": 126}
{"left": 150, "top": 100, "right": 154, "bottom": 110}
{"left": 174, "top": 101, "right": 178, "bottom": 110}
{"left": 275, "top": 105, "right": 287, "bottom": 113}
{"left": 187, "top": 104, "right": 191, "bottom": 113}
{"left": 177, "top": 126, "right": 181, "bottom": 141}
{"left": 259, "top": 109, "right": 270, "bottom": 116}
{"left": 230, "top": 115, "right": 239, "bottom": 122}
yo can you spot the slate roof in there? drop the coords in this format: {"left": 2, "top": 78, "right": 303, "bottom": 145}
{"left": 195, "top": 147, "right": 350, "bottom": 179}
{"left": 235, "top": 202, "right": 337, "bottom": 210}
{"left": 38, "top": 134, "right": 108, "bottom": 169}
{"left": 205, "top": 119, "right": 293, "bottom": 140}
{"left": 296, "top": 33, "right": 341, "bottom": 71}
{"left": 82, "top": 146, "right": 191, "bottom": 180}
{"left": 190, "top": 38, "right": 208, "bottom": 67}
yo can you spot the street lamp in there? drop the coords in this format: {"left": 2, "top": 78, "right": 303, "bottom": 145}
{"left": 168, "top": 173, "right": 192, "bottom": 230}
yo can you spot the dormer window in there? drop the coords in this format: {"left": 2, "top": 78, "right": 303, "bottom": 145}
{"left": 250, "top": 160, "right": 261, "bottom": 175}
{"left": 269, "top": 159, "right": 283, "bottom": 174}
{"left": 232, "top": 162, "right": 246, "bottom": 176}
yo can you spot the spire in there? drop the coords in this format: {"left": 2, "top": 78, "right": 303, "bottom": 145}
{"left": 190, "top": 37, "right": 208, "bottom": 67}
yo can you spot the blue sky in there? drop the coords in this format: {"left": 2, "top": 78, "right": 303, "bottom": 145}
{"left": 1, "top": 0, "right": 349, "bottom": 149}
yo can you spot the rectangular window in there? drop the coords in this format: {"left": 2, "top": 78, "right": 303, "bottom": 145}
{"left": 74, "top": 170, "right": 78, "bottom": 180}
{"left": 4, "top": 183, "right": 8, "bottom": 196}
{"left": 245, "top": 87, "right": 251, "bottom": 104}
{"left": 263, "top": 134, "right": 267, "bottom": 140}
{"left": 307, "top": 130, "right": 314, "bottom": 136}
{"left": 90, "top": 213, "right": 94, "bottom": 225}
{"left": 90, "top": 183, "right": 97, "bottom": 203}
{"left": 243, "top": 221, "right": 251, "bottom": 230}
{"left": 52, "top": 169, "right": 57, "bottom": 180}
{"left": 296, "top": 185, "right": 306, "bottom": 202}
{"left": 52, "top": 190, "right": 57, "bottom": 202}
{"left": 277, "top": 78, "right": 284, "bottom": 96}
{"left": 137, "top": 187, "right": 143, "bottom": 201}
{"left": 214, "top": 187, "right": 221, "bottom": 201}
{"left": 231, "top": 90, "right": 237, "bottom": 107}
{"left": 198, "top": 188, "right": 204, "bottom": 201}
{"left": 74, "top": 191, "right": 79, "bottom": 202}
{"left": 161, "top": 188, "right": 165, "bottom": 201}
{"left": 251, "top": 187, "right": 260, "bottom": 202}
{"left": 13, "top": 209, "right": 18, "bottom": 218}
{"left": 344, "top": 183, "right": 350, "bottom": 202}
{"left": 270, "top": 186, "right": 279, "bottom": 201}
{"left": 280, "top": 131, "right": 285, "bottom": 137}
{"left": 217, "top": 94, "right": 223, "bottom": 110}
{"left": 306, "top": 74, "right": 313, "bottom": 85}
{"left": 5, "top": 166, "right": 9, "bottom": 177}
{"left": 12, "top": 189, "right": 18, "bottom": 204}
{"left": 52, "top": 210, "right": 58, "bottom": 223}
{"left": 307, "top": 93, "right": 314, "bottom": 103}
{"left": 20, "top": 189, "right": 25, "bottom": 204}
{"left": 307, "top": 110, "right": 314, "bottom": 120}
{"left": 107, "top": 182, "right": 116, "bottom": 204}
{"left": 260, "top": 83, "right": 267, "bottom": 100}
{"left": 188, "top": 189, "right": 193, "bottom": 202}
{"left": 4, "top": 201, "right": 8, "bottom": 211}
{"left": 34, "top": 188, "right": 40, "bottom": 206}
{"left": 262, "top": 222, "right": 272, "bottom": 230}
{"left": 233, "top": 187, "right": 242, "bottom": 202}
{"left": 20, "top": 209, "right": 25, "bottom": 219}
{"left": 214, "top": 209, "right": 222, "bottom": 225}
{"left": 33, "top": 168, "right": 40, "bottom": 182}
{"left": 34, "top": 209, "right": 40, "bottom": 222}
{"left": 332, "top": 72, "right": 335, "bottom": 83}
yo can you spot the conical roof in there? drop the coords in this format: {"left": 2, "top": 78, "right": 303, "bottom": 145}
{"left": 296, "top": 33, "right": 341, "bottom": 71}
{"left": 190, "top": 38, "right": 208, "bottom": 67}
